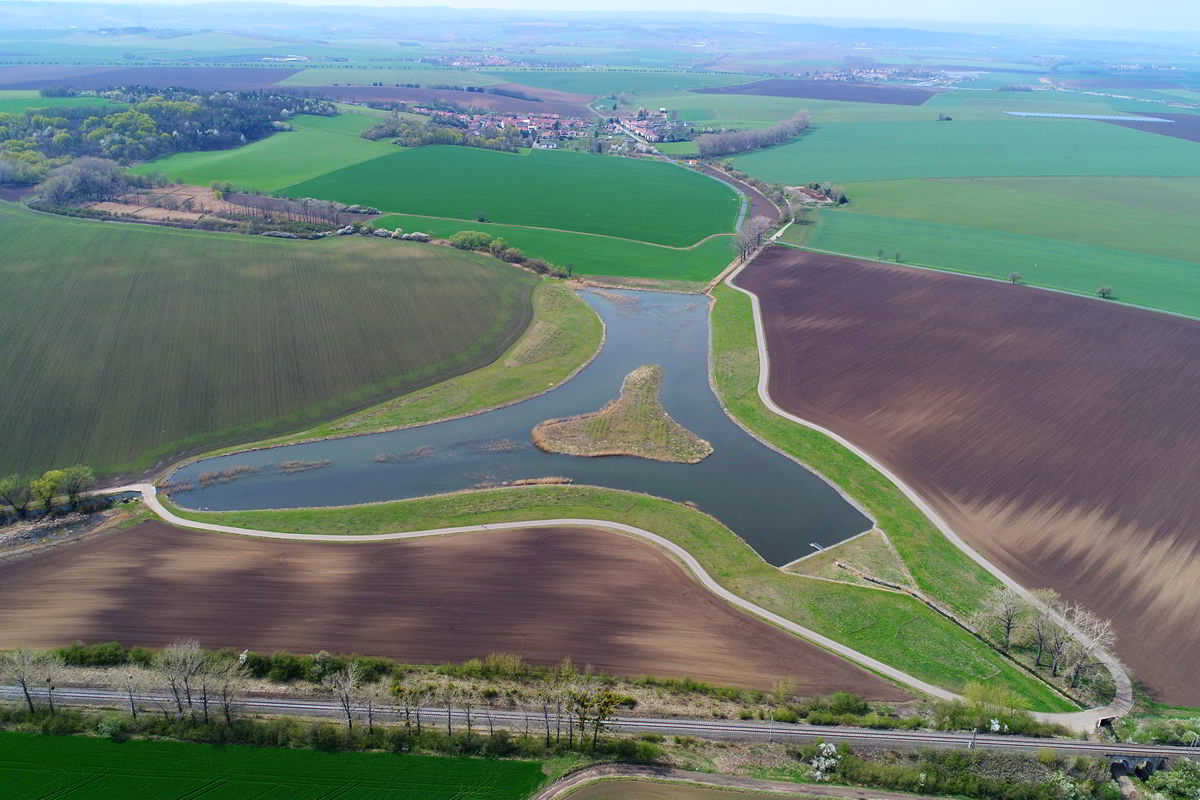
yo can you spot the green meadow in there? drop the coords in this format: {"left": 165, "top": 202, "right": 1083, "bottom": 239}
{"left": 373, "top": 213, "right": 733, "bottom": 282}
{"left": 0, "top": 202, "right": 536, "bottom": 476}
{"left": 286, "top": 146, "right": 739, "bottom": 246}
{"left": 733, "top": 120, "right": 1200, "bottom": 184}
{"left": 130, "top": 113, "right": 395, "bottom": 191}
{"left": 0, "top": 731, "right": 545, "bottom": 800}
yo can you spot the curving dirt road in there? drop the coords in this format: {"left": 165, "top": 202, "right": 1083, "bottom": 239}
{"left": 534, "top": 764, "right": 946, "bottom": 800}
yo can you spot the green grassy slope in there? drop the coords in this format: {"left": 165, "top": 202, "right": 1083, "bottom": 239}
{"left": 800, "top": 212, "right": 1200, "bottom": 317}
{"left": 732, "top": 120, "right": 1200, "bottom": 184}
{"left": 372, "top": 213, "right": 733, "bottom": 282}
{"left": 0, "top": 92, "right": 123, "bottom": 113}
{"left": 0, "top": 202, "right": 536, "bottom": 476}
{"left": 0, "top": 731, "right": 544, "bottom": 800}
{"left": 130, "top": 113, "right": 395, "bottom": 191}
{"left": 286, "top": 146, "right": 739, "bottom": 247}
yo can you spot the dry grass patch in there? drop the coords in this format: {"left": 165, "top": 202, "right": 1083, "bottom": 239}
{"left": 785, "top": 530, "right": 916, "bottom": 591}
{"left": 532, "top": 365, "right": 713, "bottom": 463}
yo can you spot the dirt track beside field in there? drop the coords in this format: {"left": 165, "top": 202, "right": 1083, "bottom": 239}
{"left": 736, "top": 247, "right": 1200, "bottom": 705}
{"left": 0, "top": 521, "right": 907, "bottom": 698}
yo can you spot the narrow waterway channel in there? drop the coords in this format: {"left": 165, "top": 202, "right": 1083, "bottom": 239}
{"left": 169, "top": 289, "right": 870, "bottom": 566}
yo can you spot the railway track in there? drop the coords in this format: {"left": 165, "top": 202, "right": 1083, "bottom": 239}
{"left": 3, "top": 685, "right": 1192, "bottom": 761}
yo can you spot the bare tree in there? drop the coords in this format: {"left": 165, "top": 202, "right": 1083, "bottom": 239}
{"left": 212, "top": 657, "right": 246, "bottom": 726}
{"left": 362, "top": 681, "right": 388, "bottom": 735}
{"left": 324, "top": 661, "right": 361, "bottom": 731}
{"left": 1097, "top": 286, "right": 1114, "bottom": 299}
{"left": 124, "top": 670, "right": 144, "bottom": 720}
{"left": 1008, "top": 272, "right": 1023, "bottom": 284}
{"left": 1063, "top": 605, "right": 1117, "bottom": 688}
{"left": 158, "top": 639, "right": 206, "bottom": 718}
{"left": 971, "top": 586, "right": 1028, "bottom": 652}
{"left": 696, "top": 112, "right": 810, "bottom": 158}
{"left": 1029, "top": 589, "right": 1062, "bottom": 668}
{"left": 40, "top": 653, "right": 63, "bottom": 716}
{"left": 1, "top": 648, "right": 39, "bottom": 713}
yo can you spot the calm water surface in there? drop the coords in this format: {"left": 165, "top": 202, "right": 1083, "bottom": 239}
{"left": 170, "top": 289, "right": 870, "bottom": 566}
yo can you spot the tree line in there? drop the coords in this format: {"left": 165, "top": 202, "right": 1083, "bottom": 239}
{"left": 970, "top": 585, "right": 1116, "bottom": 695}
{"left": 0, "top": 88, "right": 335, "bottom": 183}
{"left": 447, "top": 230, "right": 570, "bottom": 276}
{"left": 694, "top": 111, "right": 810, "bottom": 158}
{"left": 0, "top": 465, "right": 95, "bottom": 522}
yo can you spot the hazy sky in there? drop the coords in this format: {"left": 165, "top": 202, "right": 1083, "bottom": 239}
{"left": 59, "top": 0, "right": 1200, "bottom": 31}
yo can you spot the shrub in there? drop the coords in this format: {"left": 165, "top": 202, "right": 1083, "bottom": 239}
{"left": 829, "top": 692, "right": 870, "bottom": 716}
{"left": 448, "top": 230, "right": 495, "bottom": 250}
{"left": 500, "top": 247, "right": 527, "bottom": 263}
{"left": 54, "top": 640, "right": 129, "bottom": 667}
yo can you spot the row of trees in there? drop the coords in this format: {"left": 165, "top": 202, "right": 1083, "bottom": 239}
{"left": 0, "top": 465, "right": 94, "bottom": 520}
{"left": 734, "top": 215, "right": 773, "bottom": 259}
{"left": 447, "top": 230, "right": 570, "bottom": 276}
{"left": 695, "top": 111, "right": 810, "bottom": 158}
{"left": 970, "top": 586, "right": 1116, "bottom": 691}
{"left": 211, "top": 184, "right": 348, "bottom": 226}
{"left": 2, "top": 642, "right": 624, "bottom": 752}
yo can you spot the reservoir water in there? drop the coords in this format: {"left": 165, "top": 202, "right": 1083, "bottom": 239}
{"left": 169, "top": 289, "right": 871, "bottom": 566}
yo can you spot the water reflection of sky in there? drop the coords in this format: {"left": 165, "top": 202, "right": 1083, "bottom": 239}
{"left": 170, "top": 289, "right": 871, "bottom": 566}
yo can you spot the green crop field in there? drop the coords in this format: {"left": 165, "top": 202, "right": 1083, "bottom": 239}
{"left": 0, "top": 732, "right": 545, "bottom": 799}
{"left": 0, "top": 90, "right": 124, "bottom": 113}
{"left": 840, "top": 177, "right": 1200, "bottom": 263}
{"left": 0, "top": 202, "right": 537, "bottom": 476}
{"left": 130, "top": 113, "right": 396, "bottom": 191}
{"left": 482, "top": 69, "right": 753, "bottom": 96}
{"left": 372, "top": 213, "right": 733, "bottom": 282}
{"left": 732, "top": 120, "right": 1200, "bottom": 184}
{"left": 285, "top": 146, "right": 739, "bottom": 246}
{"left": 797, "top": 211, "right": 1200, "bottom": 317}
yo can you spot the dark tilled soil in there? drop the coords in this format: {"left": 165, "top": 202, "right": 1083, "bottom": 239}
{"left": 736, "top": 247, "right": 1200, "bottom": 705}
{"left": 0, "top": 521, "right": 907, "bottom": 697}
{"left": 0, "top": 66, "right": 300, "bottom": 90}
{"left": 693, "top": 165, "right": 781, "bottom": 223}
{"left": 696, "top": 79, "right": 938, "bottom": 106}
{"left": 1102, "top": 113, "right": 1200, "bottom": 143}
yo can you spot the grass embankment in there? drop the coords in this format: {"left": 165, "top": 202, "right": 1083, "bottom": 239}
{"left": 0, "top": 730, "right": 544, "bottom": 800}
{"left": 0, "top": 201, "right": 536, "bottom": 476}
{"left": 532, "top": 364, "right": 713, "bottom": 463}
{"left": 130, "top": 113, "right": 396, "bottom": 191}
{"left": 170, "top": 485, "right": 1069, "bottom": 711}
{"left": 371, "top": 213, "right": 733, "bottom": 284}
{"left": 198, "top": 280, "right": 602, "bottom": 456}
{"left": 284, "top": 146, "right": 739, "bottom": 247}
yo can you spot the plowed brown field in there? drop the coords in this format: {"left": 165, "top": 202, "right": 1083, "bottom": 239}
{"left": 696, "top": 79, "right": 937, "bottom": 105}
{"left": 1103, "top": 113, "right": 1200, "bottom": 144}
{"left": 0, "top": 522, "right": 906, "bottom": 697}
{"left": 736, "top": 247, "right": 1200, "bottom": 705}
